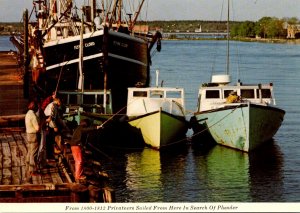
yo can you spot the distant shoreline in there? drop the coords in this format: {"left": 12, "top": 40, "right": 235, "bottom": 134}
{"left": 1, "top": 33, "right": 300, "bottom": 45}
{"left": 163, "top": 36, "right": 300, "bottom": 44}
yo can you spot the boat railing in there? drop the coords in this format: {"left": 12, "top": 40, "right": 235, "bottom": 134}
{"left": 58, "top": 90, "right": 112, "bottom": 114}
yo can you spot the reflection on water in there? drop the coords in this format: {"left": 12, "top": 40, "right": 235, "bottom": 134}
{"left": 193, "top": 145, "right": 251, "bottom": 202}
{"left": 124, "top": 149, "right": 164, "bottom": 202}
{"left": 248, "top": 141, "right": 284, "bottom": 202}
{"left": 100, "top": 140, "right": 283, "bottom": 202}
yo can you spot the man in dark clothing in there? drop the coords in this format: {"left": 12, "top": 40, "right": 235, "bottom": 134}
{"left": 70, "top": 119, "right": 98, "bottom": 182}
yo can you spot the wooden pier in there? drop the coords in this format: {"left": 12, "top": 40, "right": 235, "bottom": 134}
{"left": 0, "top": 51, "right": 115, "bottom": 202}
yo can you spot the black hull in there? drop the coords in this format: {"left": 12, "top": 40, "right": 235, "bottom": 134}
{"left": 38, "top": 30, "right": 150, "bottom": 113}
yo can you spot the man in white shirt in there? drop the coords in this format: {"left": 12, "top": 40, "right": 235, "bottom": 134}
{"left": 25, "top": 101, "right": 40, "bottom": 183}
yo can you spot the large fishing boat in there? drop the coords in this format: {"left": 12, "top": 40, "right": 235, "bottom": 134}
{"left": 11, "top": 0, "right": 162, "bottom": 113}
{"left": 190, "top": 0, "right": 285, "bottom": 152}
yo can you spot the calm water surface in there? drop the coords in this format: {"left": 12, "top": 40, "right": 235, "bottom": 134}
{"left": 1, "top": 36, "right": 299, "bottom": 202}
{"left": 102, "top": 40, "right": 300, "bottom": 202}
{"left": 0, "top": 36, "right": 15, "bottom": 51}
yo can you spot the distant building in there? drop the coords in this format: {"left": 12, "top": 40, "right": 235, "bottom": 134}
{"left": 195, "top": 25, "right": 202, "bottom": 33}
{"left": 287, "top": 24, "right": 300, "bottom": 39}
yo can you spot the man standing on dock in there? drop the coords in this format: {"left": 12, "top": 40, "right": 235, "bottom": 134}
{"left": 69, "top": 119, "right": 98, "bottom": 183}
{"left": 25, "top": 101, "right": 40, "bottom": 183}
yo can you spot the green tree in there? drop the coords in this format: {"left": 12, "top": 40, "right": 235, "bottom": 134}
{"left": 256, "top": 17, "right": 273, "bottom": 38}
{"left": 238, "top": 21, "right": 256, "bottom": 37}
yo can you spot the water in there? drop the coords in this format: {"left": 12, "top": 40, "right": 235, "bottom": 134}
{"left": 1, "top": 36, "right": 299, "bottom": 202}
{"left": 0, "top": 36, "right": 16, "bottom": 51}
{"left": 100, "top": 40, "right": 300, "bottom": 202}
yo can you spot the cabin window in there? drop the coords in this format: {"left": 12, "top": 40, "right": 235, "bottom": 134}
{"left": 241, "top": 89, "right": 255, "bottom": 98}
{"left": 205, "top": 90, "right": 220, "bottom": 99}
{"left": 150, "top": 90, "right": 164, "bottom": 98}
{"left": 166, "top": 91, "right": 182, "bottom": 99}
{"left": 224, "top": 90, "right": 234, "bottom": 98}
{"left": 257, "top": 89, "right": 271, "bottom": 98}
{"left": 133, "top": 91, "right": 147, "bottom": 97}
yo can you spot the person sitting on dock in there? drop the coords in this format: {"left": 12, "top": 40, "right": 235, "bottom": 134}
{"left": 69, "top": 119, "right": 99, "bottom": 183}
{"left": 25, "top": 100, "right": 40, "bottom": 182}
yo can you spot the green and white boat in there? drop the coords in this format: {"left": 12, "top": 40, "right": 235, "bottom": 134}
{"left": 191, "top": 74, "right": 285, "bottom": 152}
{"left": 191, "top": 0, "right": 285, "bottom": 152}
{"left": 126, "top": 74, "right": 188, "bottom": 149}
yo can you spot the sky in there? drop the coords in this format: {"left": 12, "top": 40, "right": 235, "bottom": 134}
{"left": 0, "top": 0, "right": 300, "bottom": 22}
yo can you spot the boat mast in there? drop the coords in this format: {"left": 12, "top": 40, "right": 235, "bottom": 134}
{"left": 90, "top": 0, "right": 96, "bottom": 31}
{"left": 78, "top": 12, "right": 84, "bottom": 99}
{"left": 129, "top": 0, "right": 145, "bottom": 31}
{"left": 118, "top": 0, "right": 122, "bottom": 25}
{"left": 226, "top": 0, "right": 230, "bottom": 75}
{"left": 110, "top": 0, "right": 119, "bottom": 25}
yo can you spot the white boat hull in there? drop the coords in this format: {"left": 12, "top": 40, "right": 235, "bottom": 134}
{"left": 129, "top": 110, "right": 188, "bottom": 149}
{"left": 194, "top": 103, "right": 285, "bottom": 152}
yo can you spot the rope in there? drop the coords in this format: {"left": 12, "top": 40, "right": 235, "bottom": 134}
{"left": 190, "top": 103, "right": 241, "bottom": 139}
{"left": 54, "top": 55, "right": 66, "bottom": 95}
{"left": 99, "top": 104, "right": 129, "bottom": 127}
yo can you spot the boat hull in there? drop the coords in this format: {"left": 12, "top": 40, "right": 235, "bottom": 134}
{"left": 38, "top": 30, "right": 149, "bottom": 113}
{"left": 129, "top": 110, "right": 188, "bottom": 149}
{"left": 193, "top": 103, "right": 285, "bottom": 152}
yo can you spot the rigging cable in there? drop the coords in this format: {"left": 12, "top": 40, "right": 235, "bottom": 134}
{"left": 231, "top": 0, "right": 241, "bottom": 81}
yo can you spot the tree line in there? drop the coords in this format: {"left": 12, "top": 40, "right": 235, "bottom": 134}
{"left": 230, "top": 17, "right": 299, "bottom": 39}
{"left": 143, "top": 17, "right": 300, "bottom": 39}
{"left": 1, "top": 17, "right": 299, "bottom": 39}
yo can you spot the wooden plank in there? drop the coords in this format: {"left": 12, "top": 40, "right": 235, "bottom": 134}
{"left": 0, "top": 183, "right": 72, "bottom": 190}
{"left": 6, "top": 134, "right": 20, "bottom": 167}
{"left": 50, "top": 171, "right": 64, "bottom": 184}
{"left": 0, "top": 127, "right": 25, "bottom": 133}
{"left": 1, "top": 168, "right": 11, "bottom": 185}
{"left": 1, "top": 139, "right": 12, "bottom": 185}
{"left": 11, "top": 167, "right": 22, "bottom": 185}
{"left": 15, "top": 132, "right": 27, "bottom": 183}
{"left": 0, "top": 183, "right": 74, "bottom": 203}
{"left": 7, "top": 133, "right": 22, "bottom": 185}
{"left": 39, "top": 171, "right": 53, "bottom": 184}
{"left": 32, "top": 174, "right": 43, "bottom": 185}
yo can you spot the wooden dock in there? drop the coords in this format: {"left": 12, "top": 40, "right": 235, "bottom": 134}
{"left": 0, "top": 51, "right": 115, "bottom": 202}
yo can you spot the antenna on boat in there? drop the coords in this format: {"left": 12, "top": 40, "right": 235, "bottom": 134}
{"left": 156, "top": 70, "right": 159, "bottom": 87}
{"left": 226, "top": 0, "right": 230, "bottom": 75}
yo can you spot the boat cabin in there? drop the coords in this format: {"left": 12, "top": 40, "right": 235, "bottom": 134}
{"left": 197, "top": 82, "right": 276, "bottom": 112}
{"left": 127, "top": 87, "right": 185, "bottom": 117}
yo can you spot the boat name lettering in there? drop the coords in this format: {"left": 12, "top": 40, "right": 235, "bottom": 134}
{"left": 113, "top": 41, "right": 128, "bottom": 48}
{"left": 74, "top": 42, "right": 96, "bottom": 50}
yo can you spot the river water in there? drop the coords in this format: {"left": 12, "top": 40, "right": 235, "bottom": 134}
{"left": 0, "top": 36, "right": 15, "bottom": 51}
{"left": 1, "top": 36, "right": 300, "bottom": 203}
{"left": 102, "top": 39, "right": 300, "bottom": 203}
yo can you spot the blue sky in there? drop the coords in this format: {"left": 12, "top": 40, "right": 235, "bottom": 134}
{"left": 1, "top": 0, "right": 300, "bottom": 22}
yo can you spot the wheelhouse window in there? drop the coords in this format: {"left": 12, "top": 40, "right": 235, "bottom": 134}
{"left": 257, "top": 89, "right": 271, "bottom": 98}
{"left": 150, "top": 90, "right": 164, "bottom": 98}
{"left": 205, "top": 90, "right": 220, "bottom": 99}
{"left": 133, "top": 91, "right": 147, "bottom": 97}
{"left": 166, "top": 91, "right": 182, "bottom": 99}
{"left": 241, "top": 89, "right": 255, "bottom": 99}
{"left": 224, "top": 90, "right": 234, "bottom": 98}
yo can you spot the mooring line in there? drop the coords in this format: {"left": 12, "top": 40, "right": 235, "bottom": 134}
{"left": 190, "top": 104, "right": 241, "bottom": 139}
